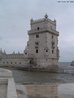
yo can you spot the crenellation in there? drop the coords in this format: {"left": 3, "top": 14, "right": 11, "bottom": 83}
{"left": 31, "top": 17, "right": 56, "bottom": 26}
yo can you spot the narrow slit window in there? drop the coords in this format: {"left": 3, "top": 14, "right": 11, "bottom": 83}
{"left": 46, "top": 49, "right": 48, "bottom": 52}
{"left": 52, "top": 35, "right": 53, "bottom": 39}
{"left": 37, "top": 27, "right": 40, "bottom": 30}
{"left": 36, "top": 49, "right": 38, "bottom": 53}
{"left": 52, "top": 50, "right": 54, "bottom": 54}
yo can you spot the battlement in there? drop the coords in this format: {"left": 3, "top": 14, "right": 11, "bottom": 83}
{"left": 31, "top": 14, "right": 56, "bottom": 25}
{"left": 29, "top": 14, "right": 57, "bottom": 35}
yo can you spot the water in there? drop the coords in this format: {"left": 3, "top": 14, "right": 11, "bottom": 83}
{"left": 2, "top": 62, "right": 74, "bottom": 84}
{"left": 24, "top": 84, "right": 74, "bottom": 98}
{"left": 12, "top": 69, "right": 74, "bottom": 83}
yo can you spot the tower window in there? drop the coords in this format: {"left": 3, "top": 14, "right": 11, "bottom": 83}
{"left": 37, "top": 27, "right": 40, "bottom": 30}
{"left": 25, "top": 52, "right": 27, "bottom": 55}
{"left": 35, "top": 42, "right": 39, "bottom": 45}
{"left": 52, "top": 41, "right": 55, "bottom": 49}
{"left": 46, "top": 49, "right": 48, "bottom": 52}
{"left": 35, "top": 46, "right": 38, "bottom": 48}
{"left": 52, "top": 50, "right": 54, "bottom": 54}
{"left": 36, "top": 49, "right": 38, "bottom": 53}
{"left": 36, "top": 34, "right": 39, "bottom": 38}
{"left": 52, "top": 35, "right": 53, "bottom": 39}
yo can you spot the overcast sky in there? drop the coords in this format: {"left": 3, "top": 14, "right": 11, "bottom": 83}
{"left": 0, "top": 0, "right": 74, "bottom": 62}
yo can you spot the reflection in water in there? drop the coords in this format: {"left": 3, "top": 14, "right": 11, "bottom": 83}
{"left": 25, "top": 84, "right": 58, "bottom": 98}
{"left": 4, "top": 68, "right": 74, "bottom": 98}
{"left": 24, "top": 84, "right": 74, "bottom": 98}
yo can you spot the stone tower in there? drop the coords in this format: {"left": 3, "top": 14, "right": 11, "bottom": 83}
{"left": 25, "top": 15, "right": 59, "bottom": 70}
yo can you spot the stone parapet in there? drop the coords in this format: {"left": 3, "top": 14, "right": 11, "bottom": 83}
{"left": 0, "top": 68, "right": 17, "bottom": 98}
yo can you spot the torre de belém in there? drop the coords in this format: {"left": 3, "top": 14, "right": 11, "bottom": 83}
{"left": 0, "top": 15, "right": 59, "bottom": 72}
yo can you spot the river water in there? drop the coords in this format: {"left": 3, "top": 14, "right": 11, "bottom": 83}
{"left": 12, "top": 69, "right": 74, "bottom": 83}
{"left": 2, "top": 62, "right": 74, "bottom": 84}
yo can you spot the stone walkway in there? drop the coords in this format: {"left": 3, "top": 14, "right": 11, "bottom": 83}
{"left": 0, "top": 84, "right": 7, "bottom": 98}
{"left": 0, "top": 68, "right": 18, "bottom": 98}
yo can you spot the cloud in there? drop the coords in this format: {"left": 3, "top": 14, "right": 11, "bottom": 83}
{"left": 0, "top": 0, "right": 74, "bottom": 61}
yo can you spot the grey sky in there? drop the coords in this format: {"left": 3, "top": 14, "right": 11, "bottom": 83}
{"left": 0, "top": 0, "right": 74, "bottom": 62}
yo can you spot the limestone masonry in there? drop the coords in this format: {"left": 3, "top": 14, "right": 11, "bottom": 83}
{"left": 0, "top": 15, "right": 59, "bottom": 71}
